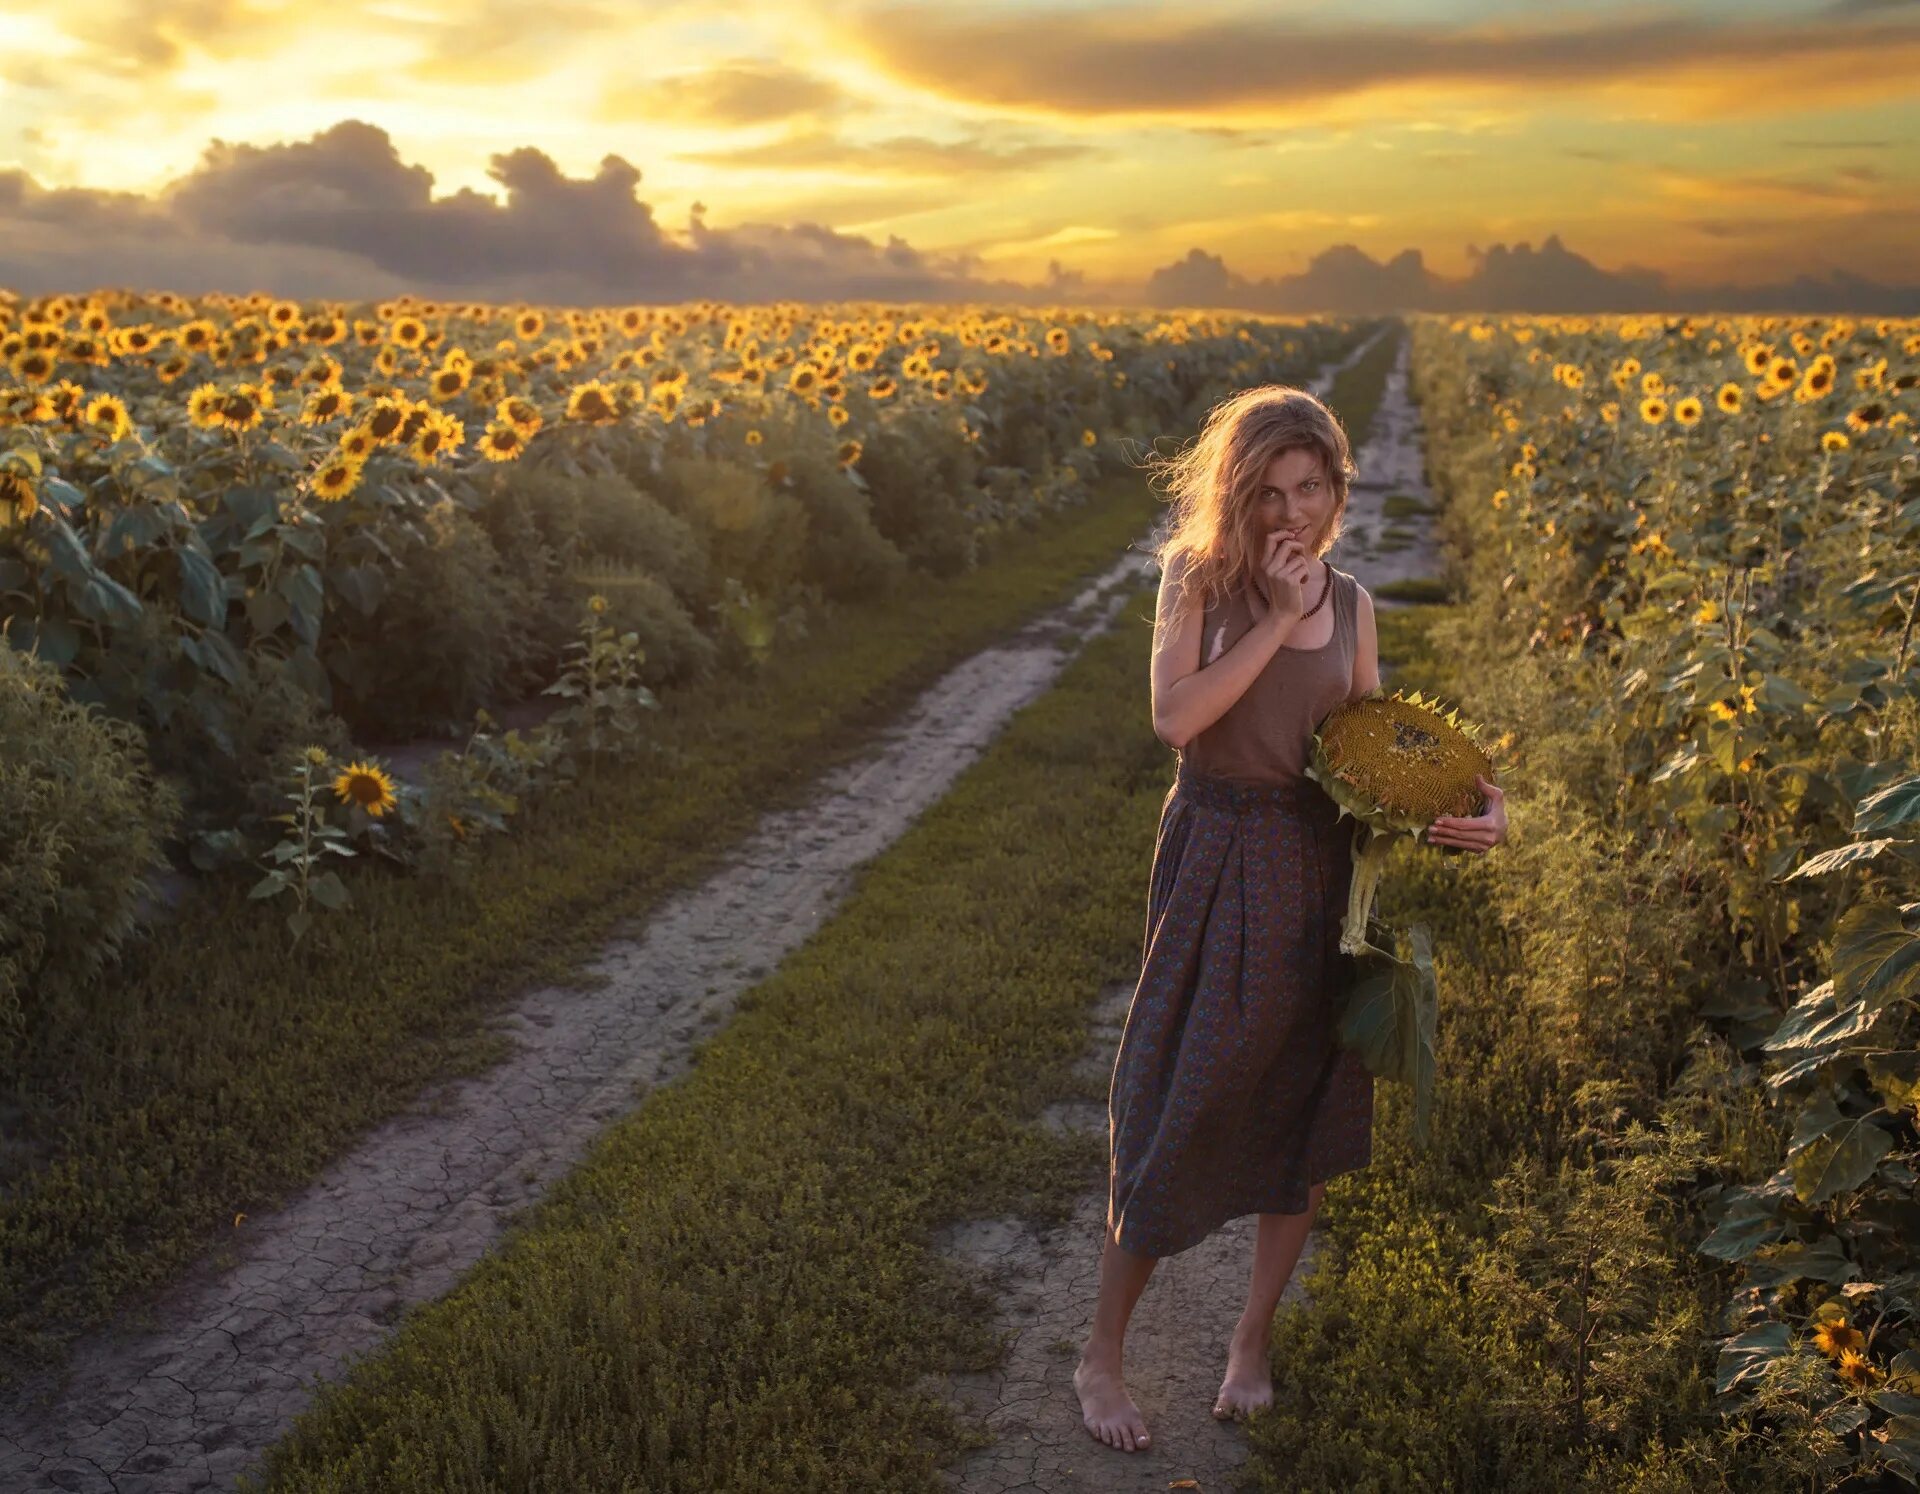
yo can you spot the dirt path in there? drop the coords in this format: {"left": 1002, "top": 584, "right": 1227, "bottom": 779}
{"left": 925, "top": 325, "right": 1442, "bottom": 1494}
{"left": 0, "top": 330, "right": 1391, "bottom": 1494}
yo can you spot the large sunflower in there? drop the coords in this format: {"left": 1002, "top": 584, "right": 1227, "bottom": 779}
{"left": 1305, "top": 686, "right": 1497, "bottom": 957}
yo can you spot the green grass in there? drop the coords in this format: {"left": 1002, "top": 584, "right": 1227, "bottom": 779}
{"left": 1381, "top": 492, "right": 1438, "bottom": 520}
{"left": 0, "top": 470, "right": 1174, "bottom": 1390}
{"left": 1375, "top": 576, "right": 1452, "bottom": 606}
{"left": 231, "top": 588, "right": 1450, "bottom": 1492}
{"left": 1323, "top": 319, "right": 1404, "bottom": 452}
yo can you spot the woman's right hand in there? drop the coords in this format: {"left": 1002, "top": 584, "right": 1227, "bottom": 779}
{"left": 1248, "top": 530, "right": 1311, "bottom": 626}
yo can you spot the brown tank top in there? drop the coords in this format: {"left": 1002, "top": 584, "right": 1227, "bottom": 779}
{"left": 1176, "top": 565, "right": 1359, "bottom": 786}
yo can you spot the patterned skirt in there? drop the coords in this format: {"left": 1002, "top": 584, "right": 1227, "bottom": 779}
{"left": 1106, "top": 762, "right": 1374, "bottom": 1259}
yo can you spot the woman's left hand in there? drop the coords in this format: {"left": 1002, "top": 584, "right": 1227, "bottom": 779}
{"left": 1424, "top": 775, "right": 1507, "bottom": 853}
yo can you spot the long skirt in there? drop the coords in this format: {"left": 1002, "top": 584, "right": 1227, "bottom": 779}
{"left": 1106, "top": 762, "right": 1374, "bottom": 1259}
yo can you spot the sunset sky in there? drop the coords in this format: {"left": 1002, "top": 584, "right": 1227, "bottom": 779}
{"left": 2, "top": 0, "right": 1917, "bottom": 308}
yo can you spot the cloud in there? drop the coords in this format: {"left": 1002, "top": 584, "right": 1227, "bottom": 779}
{"left": 1139, "top": 234, "right": 1920, "bottom": 315}
{"left": 671, "top": 128, "right": 1097, "bottom": 175}
{"left": 836, "top": 6, "right": 1920, "bottom": 124}
{"left": 1, "top": 117, "right": 1915, "bottom": 313}
{"left": 0, "top": 118, "right": 1053, "bottom": 306}
{"left": 598, "top": 61, "right": 855, "bottom": 128}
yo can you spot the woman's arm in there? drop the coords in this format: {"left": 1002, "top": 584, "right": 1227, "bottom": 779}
{"left": 1349, "top": 584, "right": 1381, "bottom": 700}
{"left": 1150, "top": 551, "right": 1300, "bottom": 751}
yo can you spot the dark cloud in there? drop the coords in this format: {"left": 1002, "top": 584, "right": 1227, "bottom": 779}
{"left": 1140, "top": 234, "right": 1920, "bottom": 315}
{"left": 0, "top": 119, "right": 1049, "bottom": 306}
{"left": 841, "top": 7, "right": 1920, "bottom": 119}
{"left": 601, "top": 61, "right": 855, "bottom": 128}
{"left": 1, "top": 118, "right": 1915, "bottom": 312}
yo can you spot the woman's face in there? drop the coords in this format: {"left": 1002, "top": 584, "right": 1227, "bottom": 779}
{"left": 1253, "top": 445, "right": 1336, "bottom": 555}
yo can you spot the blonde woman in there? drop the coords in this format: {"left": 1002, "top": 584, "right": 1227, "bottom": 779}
{"left": 1073, "top": 383, "right": 1507, "bottom": 1452}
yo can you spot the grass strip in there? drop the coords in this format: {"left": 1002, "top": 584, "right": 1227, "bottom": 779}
{"left": 1321, "top": 317, "right": 1403, "bottom": 452}
{"left": 0, "top": 471, "right": 1167, "bottom": 1387}
{"left": 233, "top": 586, "right": 1448, "bottom": 1491}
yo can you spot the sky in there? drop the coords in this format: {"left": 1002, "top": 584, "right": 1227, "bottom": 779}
{"left": 2, "top": 0, "right": 1917, "bottom": 310}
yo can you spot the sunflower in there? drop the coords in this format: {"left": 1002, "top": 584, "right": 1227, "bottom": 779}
{"left": 300, "top": 388, "right": 352, "bottom": 425}
{"left": 84, "top": 392, "right": 132, "bottom": 443}
{"left": 212, "top": 386, "right": 266, "bottom": 433}
{"left": 1640, "top": 396, "right": 1668, "bottom": 425}
{"left": 1845, "top": 400, "right": 1887, "bottom": 433}
{"left": 868, "top": 375, "right": 898, "bottom": 401}
{"left": 835, "top": 437, "right": 862, "bottom": 469}
{"left": 497, "top": 395, "right": 541, "bottom": 437}
{"left": 408, "top": 409, "right": 464, "bottom": 464}
{"left": 1821, "top": 430, "right": 1850, "bottom": 451}
{"left": 0, "top": 466, "right": 38, "bottom": 525}
{"left": 363, "top": 395, "right": 410, "bottom": 443}
{"left": 308, "top": 452, "right": 366, "bottom": 502}
{"left": 1836, "top": 1349, "right": 1881, "bottom": 1392}
{"left": 10, "top": 347, "right": 55, "bottom": 384}
{"left": 478, "top": 420, "right": 526, "bottom": 462}
{"left": 1716, "top": 382, "right": 1743, "bottom": 413}
{"left": 1305, "top": 687, "right": 1497, "bottom": 956}
{"left": 565, "top": 380, "right": 620, "bottom": 424}
{"left": 332, "top": 759, "right": 398, "bottom": 816}
{"left": 338, "top": 423, "right": 377, "bottom": 460}
{"left": 1673, "top": 396, "right": 1703, "bottom": 427}
{"left": 1812, "top": 1318, "right": 1865, "bottom": 1360}
{"left": 430, "top": 363, "right": 471, "bottom": 400}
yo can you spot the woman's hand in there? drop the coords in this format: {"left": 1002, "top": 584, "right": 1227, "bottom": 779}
{"left": 1247, "top": 531, "right": 1310, "bottom": 624}
{"left": 1424, "top": 775, "right": 1507, "bottom": 853}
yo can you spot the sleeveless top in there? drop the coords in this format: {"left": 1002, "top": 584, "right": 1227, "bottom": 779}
{"left": 1175, "top": 564, "right": 1359, "bottom": 786}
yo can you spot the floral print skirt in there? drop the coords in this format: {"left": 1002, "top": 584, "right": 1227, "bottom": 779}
{"left": 1106, "top": 762, "right": 1374, "bottom": 1259}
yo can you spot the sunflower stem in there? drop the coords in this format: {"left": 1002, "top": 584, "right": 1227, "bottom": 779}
{"left": 1341, "top": 826, "right": 1395, "bottom": 957}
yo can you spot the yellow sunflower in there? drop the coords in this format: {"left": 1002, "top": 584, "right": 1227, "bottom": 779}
{"left": 478, "top": 420, "right": 526, "bottom": 462}
{"left": 84, "top": 392, "right": 133, "bottom": 443}
{"left": 308, "top": 452, "right": 366, "bottom": 503}
{"left": 1640, "top": 396, "right": 1668, "bottom": 425}
{"left": 1673, "top": 396, "right": 1703, "bottom": 427}
{"left": 332, "top": 759, "right": 398, "bottom": 816}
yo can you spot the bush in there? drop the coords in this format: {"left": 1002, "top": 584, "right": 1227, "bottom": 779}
{"left": 782, "top": 447, "right": 908, "bottom": 601}
{"left": 321, "top": 500, "right": 546, "bottom": 739}
{"left": 0, "top": 639, "right": 181, "bottom": 1055}
{"left": 854, "top": 412, "right": 980, "bottom": 577}
{"left": 651, "top": 453, "right": 810, "bottom": 605}
{"left": 564, "top": 563, "right": 720, "bottom": 689}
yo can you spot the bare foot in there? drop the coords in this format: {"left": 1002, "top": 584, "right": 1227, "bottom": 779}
{"left": 1212, "top": 1332, "right": 1273, "bottom": 1421}
{"left": 1074, "top": 1353, "right": 1151, "bottom": 1452}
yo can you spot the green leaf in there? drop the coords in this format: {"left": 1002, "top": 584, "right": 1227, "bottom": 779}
{"left": 1716, "top": 1320, "right": 1793, "bottom": 1395}
{"left": 248, "top": 873, "right": 284, "bottom": 900}
{"left": 1786, "top": 1092, "right": 1895, "bottom": 1206}
{"left": 1781, "top": 839, "right": 1901, "bottom": 880}
{"left": 1854, "top": 776, "right": 1920, "bottom": 836}
{"left": 309, "top": 870, "right": 350, "bottom": 910}
{"left": 1697, "top": 1208, "right": 1789, "bottom": 1262}
{"left": 1763, "top": 982, "right": 1879, "bottom": 1054}
{"left": 1337, "top": 921, "right": 1438, "bottom": 1143}
{"left": 174, "top": 543, "right": 228, "bottom": 627}
{"left": 1865, "top": 1051, "right": 1920, "bottom": 1111}
{"left": 1743, "top": 1236, "right": 1859, "bottom": 1290}
{"left": 1832, "top": 901, "right": 1920, "bottom": 1011}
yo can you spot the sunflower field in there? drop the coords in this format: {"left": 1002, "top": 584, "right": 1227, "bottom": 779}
{"left": 0, "top": 289, "right": 1363, "bottom": 1020}
{"left": 1378, "top": 310, "right": 1919, "bottom": 1486}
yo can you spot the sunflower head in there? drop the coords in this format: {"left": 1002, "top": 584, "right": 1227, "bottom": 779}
{"left": 1812, "top": 1317, "right": 1865, "bottom": 1360}
{"left": 1306, "top": 687, "right": 1497, "bottom": 835}
{"left": 332, "top": 759, "right": 398, "bottom": 817}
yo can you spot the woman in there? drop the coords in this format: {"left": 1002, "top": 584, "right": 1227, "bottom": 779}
{"left": 1073, "top": 383, "right": 1507, "bottom": 1453}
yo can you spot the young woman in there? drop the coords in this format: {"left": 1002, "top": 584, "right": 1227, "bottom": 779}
{"left": 1074, "top": 383, "right": 1507, "bottom": 1453}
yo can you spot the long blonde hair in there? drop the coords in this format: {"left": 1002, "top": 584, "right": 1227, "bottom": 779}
{"left": 1144, "top": 383, "right": 1357, "bottom": 620}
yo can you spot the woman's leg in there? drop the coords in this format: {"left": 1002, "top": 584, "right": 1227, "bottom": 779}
{"left": 1214, "top": 1179, "right": 1325, "bottom": 1418}
{"left": 1074, "top": 1220, "right": 1160, "bottom": 1452}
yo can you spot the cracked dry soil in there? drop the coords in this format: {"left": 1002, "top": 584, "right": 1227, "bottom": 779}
{"left": 924, "top": 327, "right": 1442, "bottom": 1494}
